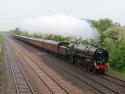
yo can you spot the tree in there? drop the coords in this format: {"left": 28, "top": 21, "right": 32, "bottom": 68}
{"left": 12, "top": 28, "right": 22, "bottom": 35}
{"left": 102, "top": 26, "right": 125, "bottom": 71}
{"left": 91, "top": 18, "right": 117, "bottom": 32}
{"left": 103, "top": 26, "right": 125, "bottom": 42}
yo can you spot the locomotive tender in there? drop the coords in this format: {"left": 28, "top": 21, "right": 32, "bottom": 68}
{"left": 14, "top": 35, "right": 110, "bottom": 74}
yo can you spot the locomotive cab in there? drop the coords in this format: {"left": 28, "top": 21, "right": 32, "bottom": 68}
{"left": 58, "top": 42, "right": 70, "bottom": 59}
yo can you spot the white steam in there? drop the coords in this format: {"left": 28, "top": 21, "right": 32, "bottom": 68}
{"left": 20, "top": 14, "right": 100, "bottom": 41}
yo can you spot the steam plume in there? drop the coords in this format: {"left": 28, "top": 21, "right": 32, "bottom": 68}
{"left": 20, "top": 14, "right": 100, "bottom": 41}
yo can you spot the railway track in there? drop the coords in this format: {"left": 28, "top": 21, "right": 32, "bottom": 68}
{"left": 20, "top": 50, "right": 120, "bottom": 94}
{"left": 16, "top": 51, "right": 70, "bottom": 94}
{"left": 6, "top": 36, "right": 71, "bottom": 94}
{"left": 5, "top": 41, "right": 37, "bottom": 94}
{"left": 4, "top": 35, "right": 125, "bottom": 94}
{"left": 13, "top": 37, "right": 125, "bottom": 94}
{"left": 102, "top": 74, "right": 125, "bottom": 87}
{"left": 32, "top": 53, "right": 122, "bottom": 94}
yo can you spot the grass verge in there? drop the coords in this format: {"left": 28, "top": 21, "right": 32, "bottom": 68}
{"left": 108, "top": 68, "right": 125, "bottom": 79}
{"left": 0, "top": 52, "right": 4, "bottom": 94}
{"left": 0, "top": 32, "right": 4, "bottom": 94}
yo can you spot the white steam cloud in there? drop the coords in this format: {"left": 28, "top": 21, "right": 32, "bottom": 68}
{"left": 21, "top": 14, "right": 100, "bottom": 41}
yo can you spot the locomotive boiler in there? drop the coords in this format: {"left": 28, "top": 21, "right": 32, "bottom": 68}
{"left": 67, "top": 44, "right": 109, "bottom": 73}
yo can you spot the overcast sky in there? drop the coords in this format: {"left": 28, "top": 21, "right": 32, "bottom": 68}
{"left": 0, "top": 0, "right": 125, "bottom": 31}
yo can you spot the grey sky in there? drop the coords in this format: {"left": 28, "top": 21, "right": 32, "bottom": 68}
{"left": 0, "top": 0, "right": 125, "bottom": 31}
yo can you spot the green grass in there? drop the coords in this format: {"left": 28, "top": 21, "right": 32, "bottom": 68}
{"left": 108, "top": 68, "right": 125, "bottom": 78}
{"left": 0, "top": 34, "right": 4, "bottom": 94}
{"left": 0, "top": 33, "right": 3, "bottom": 50}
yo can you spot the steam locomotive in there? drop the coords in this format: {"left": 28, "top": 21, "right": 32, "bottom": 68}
{"left": 14, "top": 35, "right": 110, "bottom": 74}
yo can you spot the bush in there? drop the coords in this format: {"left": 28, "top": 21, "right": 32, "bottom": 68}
{"left": 102, "top": 26, "right": 125, "bottom": 71}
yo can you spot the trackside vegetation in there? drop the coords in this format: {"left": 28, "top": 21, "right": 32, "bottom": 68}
{"left": 0, "top": 33, "right": 3, "bottom": 50}
{"left": 11, "top": 28, "right": 98, "bottom": 46}
{"left": 10, "top": 28, "right": 69, "bottom": 42}
{"left": 101, "top": 27, "right": 125, "bottom": 71}
{"left": 11, "top": 18, "right": 125, "bottom": 73}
